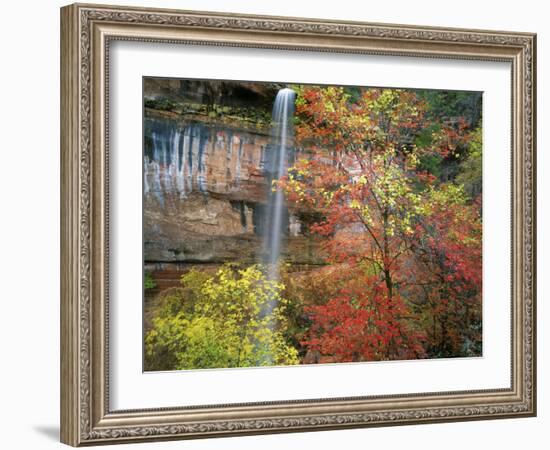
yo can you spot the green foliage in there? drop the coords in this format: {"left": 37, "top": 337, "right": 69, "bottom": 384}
{"left": 456, "top": 128, "right": 482, "bottom": 198}
{"left": 418, "top": 153, "right": 443, "bottom": 178}
{"left": 415, "top": 91, "right": 482, "bottom": 183}
{"left": 144, "top": 97, "right": 178, "bottom": 112}
{"left": 144, "top": 271, "right": 156, "bottom": 290}
{"left": 145, "top": 265, "right": 299, "bottom": 371}
{"left": 415, "top": 124, "right": 444, "bottom": 178}
{"left": 145, "top": 96, "right": 272, "bottom": 128}
{"left": 417, "top": 90, "right": 482, "bottom": 128}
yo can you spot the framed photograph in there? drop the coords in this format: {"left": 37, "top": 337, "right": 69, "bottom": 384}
{"left": 60, "top": 3, "right": 536, "bottom": 446}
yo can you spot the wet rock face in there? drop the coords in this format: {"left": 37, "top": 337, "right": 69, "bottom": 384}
{"left": 143, "top": 113, "right": 322, "bottom": 266}
{"left": 144, "top": 117, "right": 270, "bottom": 202}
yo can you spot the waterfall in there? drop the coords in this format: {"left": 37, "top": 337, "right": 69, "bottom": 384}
{"left": 262, "top": 88, "right": 296, "bottom": 282}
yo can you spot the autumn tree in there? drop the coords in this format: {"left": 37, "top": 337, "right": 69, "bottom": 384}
{"left": 279, "top": 86, "right": 481, "bottom": 361}
{"left": 405, "top": 185, "right": 482, "bottom": 356}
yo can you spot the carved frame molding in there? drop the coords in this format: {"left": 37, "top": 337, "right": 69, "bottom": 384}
{"left": 61, "top": 3, "right": 536, "bottom": 446}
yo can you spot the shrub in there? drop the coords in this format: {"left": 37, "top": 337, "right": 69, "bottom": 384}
{"left": 144, "top": 271, "right": 156, "bottom": 290}
{"left": 145, "top": 264, "right": 299, "bottom": 370}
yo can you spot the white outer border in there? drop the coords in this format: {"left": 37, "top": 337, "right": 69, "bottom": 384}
{"left": 109, "top": 41, "right": 511, "bottom": 410}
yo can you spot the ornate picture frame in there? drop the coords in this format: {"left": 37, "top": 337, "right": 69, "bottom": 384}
{"left": 60, "top": 3, "right": 536, "bottom": 446}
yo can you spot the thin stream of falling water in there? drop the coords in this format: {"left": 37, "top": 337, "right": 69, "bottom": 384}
{"left": 262, "top": 87, "right": 296, "bottom": 312}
